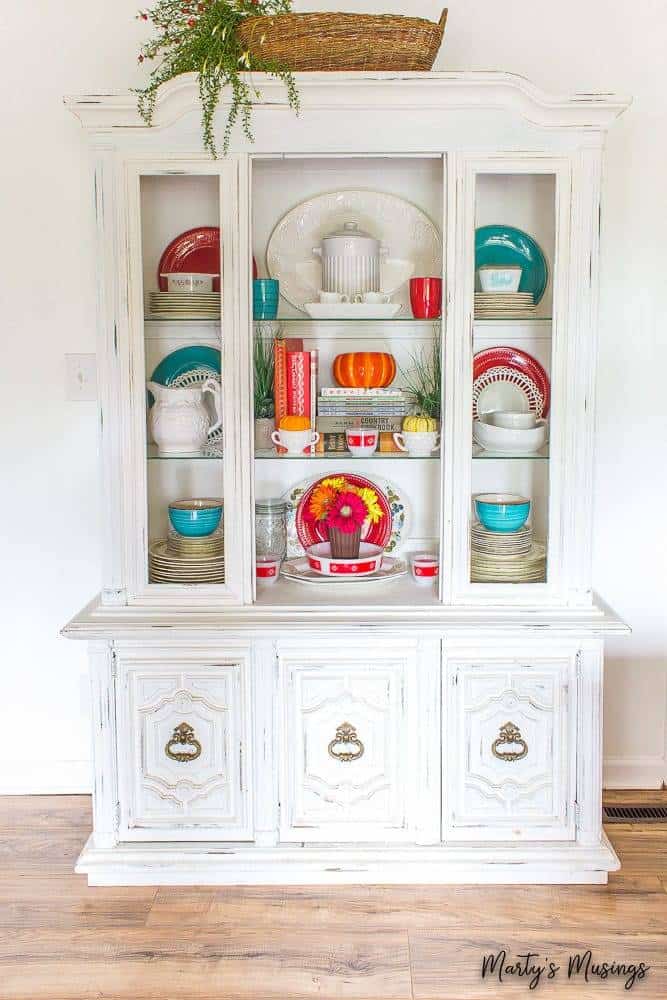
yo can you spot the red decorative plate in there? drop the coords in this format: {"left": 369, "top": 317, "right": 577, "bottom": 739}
{"left": 158, "top": 227, "right": 258, "bottom": 291}
{"left": 295, "top": 474, "right": 392, "bottom": 551}
{"left": 472, "top": 347, "right": 550, "bottom": 419}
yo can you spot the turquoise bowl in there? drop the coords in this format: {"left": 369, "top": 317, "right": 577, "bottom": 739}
{"left": 475, "top": 493, "right": 531, "bottom": 533}
{"left": 168, "top": 498, "right": 223, "bottom": 537}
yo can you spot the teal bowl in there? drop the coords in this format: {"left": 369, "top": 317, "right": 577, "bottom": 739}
{"left": 475, "top": 493, "right": 530, "bottom": 533}
{"left": 168, "top": 498, "right": 223, "bottom": 537}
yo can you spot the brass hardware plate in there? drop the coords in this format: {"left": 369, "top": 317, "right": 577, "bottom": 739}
{"left": 165, "top": 722, "right": 202, "bottom": 763}
{"left": 328, "top": 722, "right": 364, "bottom": 762}
{"left": 491, "top": 721, "right": 528, "bottom": 762}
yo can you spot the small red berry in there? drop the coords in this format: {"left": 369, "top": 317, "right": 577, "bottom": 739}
{"left": 140, "top": 12, "right": 148, "bottom": 19}
{"left": 138, "top": 53, "right": 144, "bottom": 61}
{"left": 187, "top": 17, "right": 196, "bottom": 26}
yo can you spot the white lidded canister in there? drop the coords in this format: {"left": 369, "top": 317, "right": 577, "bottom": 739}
{"left": 313, "top": 221, "right": 387, "bottom": 299}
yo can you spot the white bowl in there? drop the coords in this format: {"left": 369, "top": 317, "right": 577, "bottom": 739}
{"left": 486, "top": 410, "right": 537, "bottom": 430}
{"left": 478, "top": 266, "right": 522, "bottom": 293}
{"left": 306, "top": 542, "right": 384, "bottom": 577}
{"left": 160, "top": 272, "right": 219, "bottom": 293}
{"left": 473, "top": 419, "right": 548, "bottom": 455}
{"left": 256, "top": 557, "right": 281, "bottom": 584}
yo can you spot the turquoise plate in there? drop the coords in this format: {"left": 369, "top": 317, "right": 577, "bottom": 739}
{"left": 150, "top": 345, "right": 221, "bottom": 385}
{"left": 148, "top": 345, "right": 221, "bottom": 407}
{"left": 475, "top": 225, "right": 548, "bottom": 304}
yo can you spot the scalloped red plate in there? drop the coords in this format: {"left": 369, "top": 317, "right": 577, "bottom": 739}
{"left": 473, "top": 346, "right": 550, "bottom": 418}
{"left": 296, "top": 473, "right": 392, "bottom": 551}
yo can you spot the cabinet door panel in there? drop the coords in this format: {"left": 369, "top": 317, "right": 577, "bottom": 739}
{"left": 279, "top": 644, "right": 425, "bottom": 842}
{"left": 117, "top": 650, "right": 252, "bottom": 841}
{"left": 444, "top": 654, "right": 576, "bottom": 841}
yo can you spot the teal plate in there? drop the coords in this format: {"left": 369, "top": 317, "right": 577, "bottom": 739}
{"left": 148, "top": 345, "right": 221, "bottom": 407}
{"left": 150, "top": 345, "right": 221, "bottom": 385}
{"left": 475, "top": 225, "right": 548, "bottom": 304}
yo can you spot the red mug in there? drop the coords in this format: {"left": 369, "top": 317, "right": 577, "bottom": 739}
{"left": 410, "top": 277, "right": 442, "bottom": 319}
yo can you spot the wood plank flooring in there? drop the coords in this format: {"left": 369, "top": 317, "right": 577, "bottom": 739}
{"left": 1, "top": 794, "right": 666, "bottom": 999}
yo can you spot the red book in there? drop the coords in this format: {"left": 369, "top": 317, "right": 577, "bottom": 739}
{"left": 309, "top": 349, "right": 318, "bottom": 439}
{"left": 273, "top": 338, "right": 288, "bottom": 453}
{"left": 286, "top": 350, "right": 311, "bottom": 418}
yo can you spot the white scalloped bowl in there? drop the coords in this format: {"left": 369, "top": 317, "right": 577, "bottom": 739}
{"left": 473, "top": 419, "right": 548, "bottom": 454}
{"left": 306, "top": 542, "right": 384, "bottom": 577}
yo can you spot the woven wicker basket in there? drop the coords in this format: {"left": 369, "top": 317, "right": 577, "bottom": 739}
{"left": 238, "top": 9, "right": 447, "bottom": 73}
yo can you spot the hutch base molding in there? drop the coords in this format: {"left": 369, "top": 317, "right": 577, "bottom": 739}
{"left": 64, "top": 72, "right": 631, "bottom": 886}
{"left": 75, "top": 834, "right": 619, "bottom": 887}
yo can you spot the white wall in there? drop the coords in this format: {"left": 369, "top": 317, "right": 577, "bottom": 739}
{"left": 1, "top": 0, "right": 664, "bottom": 792}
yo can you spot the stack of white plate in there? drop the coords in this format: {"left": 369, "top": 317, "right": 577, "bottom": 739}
{"left": 471, "top": 541, "right": 546, "bottom": 583}
{"left": 471, "top": 522, "right": 533, "bottom": 556}
{"left": 149, "top": 534, "right": 225, "bottom": 584}
{"left": 474, "top": 292, "right": 536, "bottom": 319}
{"left": 149, "top": 291, "right": 221, "bottom": 319}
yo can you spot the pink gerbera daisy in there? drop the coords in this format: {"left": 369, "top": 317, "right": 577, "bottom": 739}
{"left": 327, "top": 491, "right": 367, "bottom": 533}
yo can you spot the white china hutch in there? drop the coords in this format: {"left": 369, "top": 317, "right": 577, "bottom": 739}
{"left": 64, "top": 72, "right": 630, "bottom": 885}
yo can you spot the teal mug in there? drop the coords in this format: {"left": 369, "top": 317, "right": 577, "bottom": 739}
{"left": 253, "top": 278, "right": 279, "bottom": 320}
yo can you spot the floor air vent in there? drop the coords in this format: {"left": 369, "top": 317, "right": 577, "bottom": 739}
{"left": 603, "top": 805, "right": 667, "bottom": 824}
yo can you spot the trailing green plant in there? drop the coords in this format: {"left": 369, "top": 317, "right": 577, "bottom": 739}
{"left": 401, "top": 338, "right": 442, "bottom": 420}
{"left": 253, "top": 332, "right": 275, "bottom": 419}
{"left": 135, "top": 0, "right": 299, "bottom": 157}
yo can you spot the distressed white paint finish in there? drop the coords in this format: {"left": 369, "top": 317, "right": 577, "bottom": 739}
{"left": 443, "top": 647, "right": 577, "bottom": 841}
{"left": 64, "top": 75, "right": 633, "bottom": 884}
{"left": 115, "top": 643, "right": 252, "bottom": 841}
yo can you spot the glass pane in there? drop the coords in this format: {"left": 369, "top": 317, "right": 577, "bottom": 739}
{"left": 470, "top": 172, "right": 555, "bottom": 586}
{"left": 250, "top": 156, "right": 444, "bottom": 605}
{"left": 140, "top": 174, "right": 225, "bottom": 587}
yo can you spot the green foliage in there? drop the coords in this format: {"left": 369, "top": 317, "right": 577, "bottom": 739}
{"left": 401, "top": 338, "right": 442, "bottom": 419}
{"left": 135, "top": 0, "right": 299, "bottom": 157}
{"left": 253, "top": 332, "right": 275, "bottom": 418}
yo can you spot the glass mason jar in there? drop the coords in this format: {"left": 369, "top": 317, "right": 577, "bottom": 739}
{"left": 255, "top": 499, "right": 287, "bottom": 560}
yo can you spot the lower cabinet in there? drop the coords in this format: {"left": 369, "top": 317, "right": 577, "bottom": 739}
{"left": 277, "top": 639, "right": 438, "bottom": 843}
{"left": 115, "top": 644, "right": 253, "bottom": 841}
{"left": 442, "top": 642, "right": 579, "bottom": 841}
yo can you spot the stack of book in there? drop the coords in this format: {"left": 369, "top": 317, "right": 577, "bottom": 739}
{"left": 316, "top": 387, "right": 410, "bottom": 454}
{"left": 273, "top": 337, "right": 318, "bottom": 452}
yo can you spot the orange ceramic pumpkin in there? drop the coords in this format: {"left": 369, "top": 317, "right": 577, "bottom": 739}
{"left": 333, "top": 352, "right": 397, "bottom": 389}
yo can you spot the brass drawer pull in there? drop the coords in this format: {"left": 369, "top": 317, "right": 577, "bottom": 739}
{"left": 328, "top": 722, "right": 364, "bottom": 762}
{"left": 165, "top": 722, "right": 202, "bottom": 763}
{"left": 491, "top": 722, "right": 528, "bottom": 762}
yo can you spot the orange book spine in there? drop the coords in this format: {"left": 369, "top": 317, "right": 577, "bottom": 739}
{"left": 379, "top": 431, "right": 401, "bottom": 453}
{"left": 273, "top": 338, "right": 288, "bottom": 453}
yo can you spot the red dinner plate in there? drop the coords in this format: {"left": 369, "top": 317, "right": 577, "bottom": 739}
{"left": 295, "top": 474, "right": 392, "bottom": 551}
{"left": 158, "top": 227, "right": 258, "bottom": 291}
{"left": 473, "top": 346, "right": 550, "bottom": 418}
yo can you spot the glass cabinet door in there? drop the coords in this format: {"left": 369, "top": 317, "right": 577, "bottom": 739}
{"left": 449, "top": 157, "right": 571, "bottom": 604}
{"left": 124, "top": 160, "right": 249, "bottom": 603}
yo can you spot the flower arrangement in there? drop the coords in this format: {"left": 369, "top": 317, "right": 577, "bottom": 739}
{"left": 305, "top": 477, "right": 384, "bottom": 558}
{"left": 135, "top": 0, "right": 300, "bottom": 157}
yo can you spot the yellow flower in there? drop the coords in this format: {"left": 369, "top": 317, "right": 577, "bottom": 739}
{"left": 350, "top": 486, "right": 384, "bottom": 524}
{"left": 321, "top": 477, "right": 346, "bottom": 491}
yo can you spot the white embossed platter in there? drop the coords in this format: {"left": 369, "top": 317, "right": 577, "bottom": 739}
{"left": 266, "top": 190, "right": 442, "bottom": 312}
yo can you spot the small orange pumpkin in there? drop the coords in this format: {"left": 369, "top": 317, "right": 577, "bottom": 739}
{"left": 279, "top": 415, "right": 311, "bottom": 431}
{"left": 333, "top": 352, "right": 397, "bottom": 389}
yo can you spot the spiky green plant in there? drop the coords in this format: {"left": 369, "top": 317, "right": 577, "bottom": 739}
{"left": 401, "top": 338, "right": 442, "bottom": 420}
{"left": 135, "top": 0, "right": 299, "bottom": 157}
{"left": 253, "top": 332, "right": 275, "bottom": 419}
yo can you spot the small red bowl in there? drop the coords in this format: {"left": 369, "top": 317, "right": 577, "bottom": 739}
{"left": 411, "top": 553, "right": 439, "bottom": 584}
{"left": 256, "top": 557, "right": 281, "bottom": 584}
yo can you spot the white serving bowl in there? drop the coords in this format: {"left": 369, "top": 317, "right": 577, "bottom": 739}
{"left": 487, "top": 410, "right": 537, "bottom": 430}
{"left": 473, "top": 419, "right": 548, "bottom": 455}
{"left": 160, "top": 272, "right": 219, "bottom": 293}
{"left": 478, "top": 265, "right": 522, "bottom": 293}
{"left": 306, "top": 542, "right": 384, "bottom": 577}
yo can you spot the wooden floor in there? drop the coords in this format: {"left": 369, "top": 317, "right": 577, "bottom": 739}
{"left": 2, "top": 794, "right": 667, "bottom": 999}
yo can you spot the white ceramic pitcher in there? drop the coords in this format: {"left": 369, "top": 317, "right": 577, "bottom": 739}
{"left": 147, "top": 378, "right": 221, "bottom": 454}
